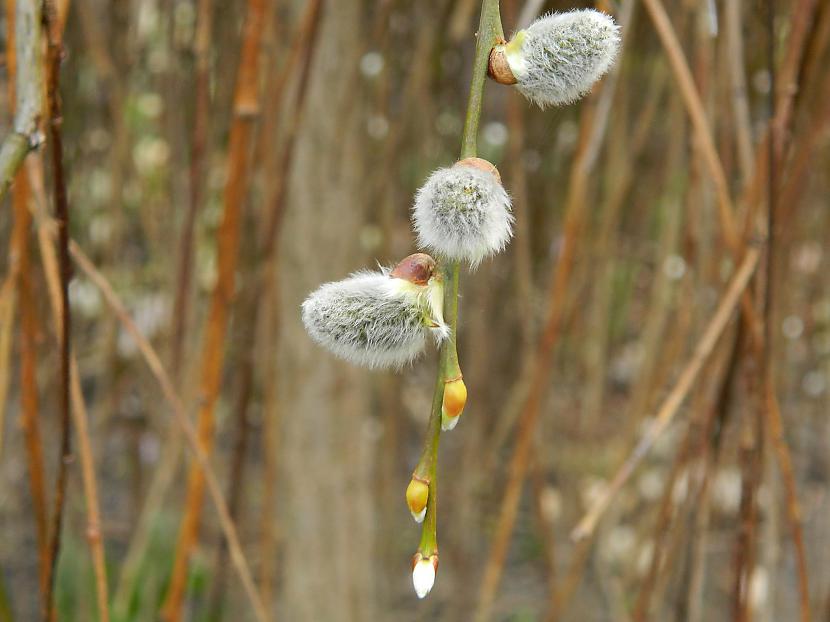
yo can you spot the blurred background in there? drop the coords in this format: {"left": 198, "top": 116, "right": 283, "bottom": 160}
{"left": 0, "top": 0, "right": 829, "bottom": 620}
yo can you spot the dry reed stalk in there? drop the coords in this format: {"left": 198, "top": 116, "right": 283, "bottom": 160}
{"left": 686, "top": 328, "right": 743, "bottom": 622}
{"left": 502, "top": 0, "right": 557, "bottom": 598}
{"left": 42, "top": 0, "right": 75, "bottom": 616}
{"left": 5, "top": 28, "right": 49, "bottom": 584}
{"left": 473, "top": 92, "right": 605, "bottom": 622}
{"left": 111, "top": 0, "right": 216, "bottom": 607}
{"left": 15, "top": 188, "right": 50, "bottom": 592}
{"left": 4, "top": 0, "right": 49, "bottom": 588}
{"left": 761, "top": 0, "right": 816, "bottom": 622}
{"left": 24, "top": 143, "right": 112, "bottom": 622}
{"left": 609, "top": 8, "right": 815, "bottom": 612}
{"left": 572, "top": 246, "right": 761, "bottom": 540}
{"left": 0, "top": 281, "right": 15, "bottom": 458}
{"left": 66, "top": 241, "right": 268, "bottom": 622}
{"left": 739, "top": 0, "right": 819, "bottom": 233}
{"left": 472, "top": 137, "right": 587, "bottom": 622}
{"left": 210, "top": 1, "right": 323, "bottom": 611}
{"left": 625, "top": 99, "right": 686, "bottom": 430}
{"left": 582, "top": 63, "right": 663, "bottom": 431}
{"left": 0, "top": 0, "right": 23, "bottom": 462}
{"left": 632, "top": 330, "right": 738, "bottom": 621}
{"left": 528, "top": 442, "right": 557, "bottom": 594}
{"left": 474, "top": 4, "right": 634, "bottom": 616}
{"left": 170, "top": 0, "right": 212, "bottom": 380}
{"left": 763, "top": 6, "right": 811, "bottom": 618}
{"left": 732, "top": 374, "right": 765, "bottom": 622}
{"left": 724, "top": 0, "right": 754, "bottom": 184}
{"left": 0, "top": 0, "right": 43, "bottom": 446}
{"left": 163, "top": 0, "right": 267, "bottom": 616}
{"left": 544, "top": 536, "right": 593, "bottom": 622}
{"left": 779, "top": 68, "right": 830, "bottom": 227}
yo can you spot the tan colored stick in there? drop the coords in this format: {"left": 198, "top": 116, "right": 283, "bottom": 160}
{"left": 68, "top": 241, "right": 268, "bottom": 622}
{"left": 572, "top": 246, "right": 760, "bottom": 540}
{"left": 28, "top": 147, "right": 111, "bottom": 622}
{"left": 163, "top": 0, "right": 267, "bottom": 617}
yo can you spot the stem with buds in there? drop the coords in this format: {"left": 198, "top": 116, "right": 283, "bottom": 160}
{"left": 412, "top": 0, "right": 503, "bottom": 586}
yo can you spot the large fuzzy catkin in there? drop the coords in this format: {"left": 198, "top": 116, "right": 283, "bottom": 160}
{"left": 489, "top": 10, "right": 620, "bottom": 108}
{"left": 301, "top": 257, "right": 447, "bottom": 369}
{"left": 412, "top": 158, "right": 513, "bottom": 267}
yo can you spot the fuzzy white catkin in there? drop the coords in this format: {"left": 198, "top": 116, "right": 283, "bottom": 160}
{"left": 301, "top": 271, "right": 445, "bottom": 369}
{"left": 505, "top": 10, "right": 620, "bottom": 107}
{"left": 412, "top": 165, "right": 513, "bottom": 266}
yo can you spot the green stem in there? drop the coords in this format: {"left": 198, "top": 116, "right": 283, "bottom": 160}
{"left": 415, "top": 0, "right": 503, "bottom": 560}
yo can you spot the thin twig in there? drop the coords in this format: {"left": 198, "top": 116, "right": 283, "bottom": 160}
{"left": 473, "top": 4, "right": 633, "bottom": 617}
{"left": 412, "top": 0, "right": 504, "bottom": 587}
{"left": 0, "top": 0, "right": 42, "bottom": 204}
{"left": 572, "top": 246, "right": 761, "bottom": 540}
{"left": 4, "top": 0, "right": 48, "bottom": 595}
{"left": 170, "top": 0, "right": 212, "bottom": 380}
{"left": 67, "top": 241, "right": 268, "bottom": 622}
{"left": 25, "top": 144, "right": 112, "bottom": 622}
{"left": 210, "top": 0, "right": 324, "bottom": 611}
{"left": 163, "top": 0, "right": 267, "bottom": 616}
{"left": 763, "top": 4, "right": 811, "bottom": 618}
{"left": 43, "top": 0, "right": 74, "bottom": 616}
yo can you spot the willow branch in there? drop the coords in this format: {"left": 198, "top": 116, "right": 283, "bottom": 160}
{"left": 0, "top": 0, "right": 42, "bottom": 204}
{"left": 413, "top": 0, "right": 503, "bottom": 569}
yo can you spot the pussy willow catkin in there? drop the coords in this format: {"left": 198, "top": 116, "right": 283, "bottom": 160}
{"left": 301, "top": 254, "right": 447, "bottom": 369}
{"left": 489, "top": 10, "right": 620, "bottom": 108}
{"left": 412, "top": 158, "right": 513, "bottom": 267}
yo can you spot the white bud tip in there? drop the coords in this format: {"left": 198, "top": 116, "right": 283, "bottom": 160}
{"left": 412, "top": 558, "right": 436, "bottom": 599}
{"left": 411, "top": 507, "right": 427, "bottom": 523}
{"left": 441, "top": 410, "right": 461, "bottom": 431}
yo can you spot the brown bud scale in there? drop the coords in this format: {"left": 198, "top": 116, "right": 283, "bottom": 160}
{"left": 488, "top": 47, "right": 518, "bottom": 86}
{"left": 390, "top": 253, "right": 436, "bottom": 285}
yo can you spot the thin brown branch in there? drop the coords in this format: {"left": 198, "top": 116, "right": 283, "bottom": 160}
{"left": 67, "top": 240, "right": 268, "bottom": 622}
{"left": 42, "top": 0, "right": 74, "bottom": 616}
{"left": 725, "top": 0, "right": 754, "bottom": 185}
{"left": 572, "top": 246, "right": 761, "bottom": 540}
{"left": 5, "top": 0, "right": 49, "bottom": 586}
{"left": 473, "top": 5, "right": 633, "bottom": 617}
{"left": 25, "top": 144, "right": 111, "bottom": 622}
{"left": 15, "top": 187, "right": 49, "bottom": 594}
{"left": 163, "top": 0, "right": 267, "bottom": 616}
{"left": 0, "top": 0, "right": 42, "bottom": 204}
{"left": 763, "top": 5, "right": 811, "bottom": 617}
{"left": 170, "top": 0, "right": 212, "bottom": 381}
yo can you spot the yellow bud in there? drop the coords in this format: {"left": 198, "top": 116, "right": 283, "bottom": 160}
{"left": 406, "top": 478, "right": 429, "bottom": 523}
{"left": 442, "top": 377, "right": 467, "bottom": 419}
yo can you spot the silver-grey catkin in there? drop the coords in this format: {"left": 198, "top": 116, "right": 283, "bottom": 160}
{"left": 500, "top": 10, "right": 620, "bottom": 108}
{"left": 301, "top": 270, "right": 446, "bottom": 369}
{"left": 412, "top": 163, "right": 512, "bottom": 267}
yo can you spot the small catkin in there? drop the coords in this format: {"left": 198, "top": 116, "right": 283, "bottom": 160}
{"left": 301, "top": 267, "right": 446, "bottom": 369}
{"left": 412, "top": 160, "right": 512, "bottom": 267}
{"left": 495, "top": 10, "right": 620, "bottom": 108}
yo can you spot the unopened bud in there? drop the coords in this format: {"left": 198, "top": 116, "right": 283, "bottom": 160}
{"left": 390, "top": 253, "right": 437, "bottom": 286}
{"left": 441, "top": 376, "right": 467, "bottom": 431}
{"left": 406, "top": 477, "right": 429, "bottom": 523}
{"left": 411, "top": 552, "right": 438, "bottom": 599}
